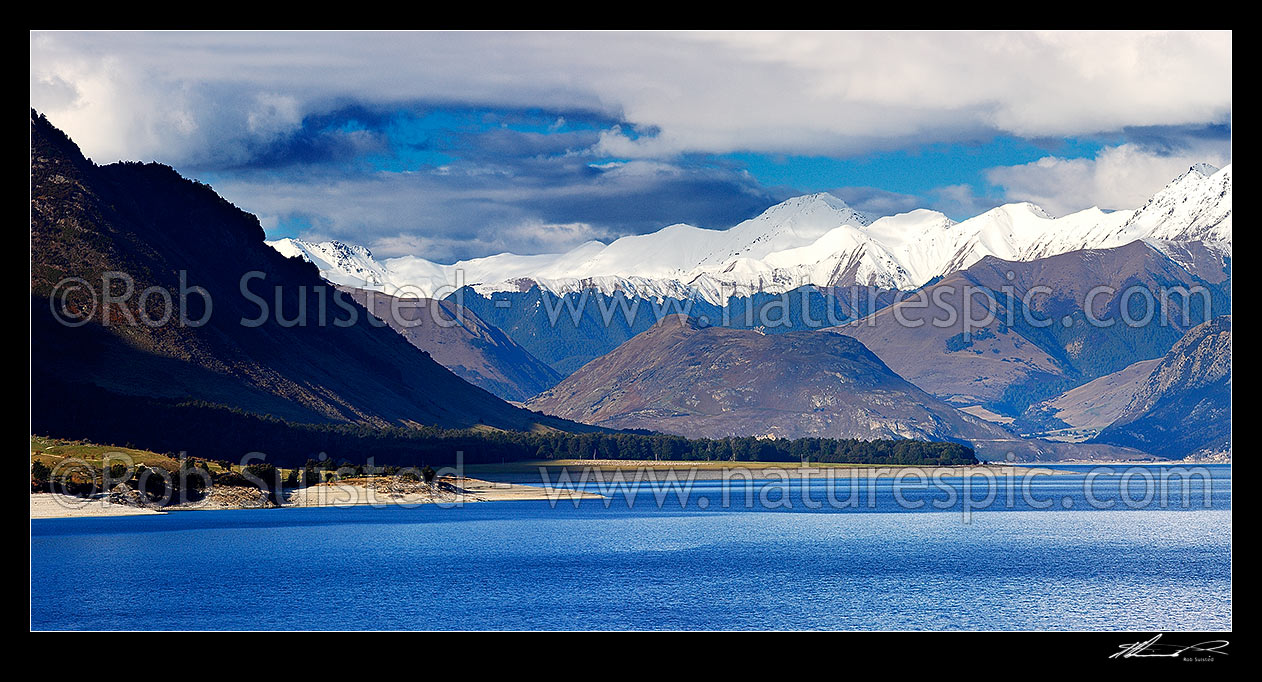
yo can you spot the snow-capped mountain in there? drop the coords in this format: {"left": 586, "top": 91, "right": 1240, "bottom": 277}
{"left": 1017, "top": 163, "right": 1232, "bottom": 261}
{"left": 1126, "top": 163, "right": 1232, "bottom": 244}
{"left": 268, "top": 238, "right": 391, "bottom": 289}
{"left": 267, "top": 164, "right": 1231, "bottom": 304}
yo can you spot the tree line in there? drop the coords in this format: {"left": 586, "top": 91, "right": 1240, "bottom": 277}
{"left": 32, "top": 379, "right": 977, "bottom": 469}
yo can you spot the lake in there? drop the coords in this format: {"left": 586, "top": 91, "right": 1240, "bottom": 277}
{"left": 30, "top": 464, "right": 1231, "bottom": 630}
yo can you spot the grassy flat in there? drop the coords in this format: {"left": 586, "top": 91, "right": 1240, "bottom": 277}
{"left": 30, "top": 436, "right": 195, "bottom": 472}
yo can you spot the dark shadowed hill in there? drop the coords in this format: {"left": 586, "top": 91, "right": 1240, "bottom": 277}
{"left": 527, "top": 315, "right": 1013, "bottom": 444}
{"left": 30, "top": 111, "right": 582, "bottom": 435}
{"left": 1092, "top": 316, "right": 1231, "bottom": 459}
{"left": 338, "top": 287, "right": 561, "bottom": 402}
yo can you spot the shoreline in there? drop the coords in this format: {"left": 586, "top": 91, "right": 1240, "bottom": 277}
{"left": 31, "top": 476, "right": 604, "bottom": 520}
{"left": 30, "top": 493, "right": 166, "bottom": 519}
{"left": 284, "top": 475, "right": 605, "bottom": 509}
{"left": 32, "top": 459, "right": 1226, "bottom": 520}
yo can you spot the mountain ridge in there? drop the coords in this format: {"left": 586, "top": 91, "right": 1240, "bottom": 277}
{"left": 526, "top": 314, "right": 1014, "bottom": 444}
{"left": 1092, "top": 316, "right": 1232, "bottom": 459}
{"left": 839, "top": 239, "right": 1230, "bottom": 415}
{"left": 269, "top": 163, "right": 1230, "bottom": 305}
{"left": 30, "top": 110, "right": 584, "bottom": 436}
{"left": 337, "top": 286, "right": 562, "bottom": 402}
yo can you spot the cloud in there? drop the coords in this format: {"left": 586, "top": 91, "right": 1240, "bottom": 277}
{"left": 1119, "top": 122, "right": 1232, "bottom": 157}
{"left": 927, "top": 184, "right": 1005, "bottom": 220}
{"left": 985, "top": 140, "right": 1231, "bottom": 215}
{"left": 31, "top": 31, "right": 1231, "bottom": 166}
{"left": 30, "top": 31, "right": 1232, "bottom": 259}
{"left": 207, "top": 157, "right": 779, "bottom": 262}
{"left": 366, "top": 222, "right": 609, "bottom": 261}
{"left": 827, "top": 186, "right": 923, "bottom": 218}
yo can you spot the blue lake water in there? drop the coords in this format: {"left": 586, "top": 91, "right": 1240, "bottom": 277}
{"left": 30, "top": 464, "right": 1231, "bottom": 630}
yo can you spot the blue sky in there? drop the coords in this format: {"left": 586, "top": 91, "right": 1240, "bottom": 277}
{"left": 30, "top": 31, "right": 1231, "bottom": 262}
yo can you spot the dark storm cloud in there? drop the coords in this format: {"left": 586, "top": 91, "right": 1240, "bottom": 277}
{"left": 218, "top": 123, "right": 391, "bottom": 170}
{"left": 1118, "top": 123, "right": 1233, "bottom": 157}
{"left": 448, "top": 128, "right": 604, "bottom": 163}
{"left": 209, "top": 142, "right": 785, "bottom": 262}
{"left": 511, "top": 168, "right": 782, "bottom": 234}
{"left": 181, "top": 99, "right": 791, "bottom": 261}
{"left": 185, "top": 102, "right": 623, "bottom": 173}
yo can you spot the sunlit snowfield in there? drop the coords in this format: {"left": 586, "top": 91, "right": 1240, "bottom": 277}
{"left": 31, "top": 465, "right": 1230, "bottom": 630}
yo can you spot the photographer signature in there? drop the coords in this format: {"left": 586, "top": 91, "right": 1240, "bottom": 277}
{"left": 1110, "top": 634, "right": 1229, "bottom": 659}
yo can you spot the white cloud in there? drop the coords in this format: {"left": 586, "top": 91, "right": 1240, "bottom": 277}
{"left": 507, "top": 220, "right": 609, "bottom": 252}
{"left": 363, "top": 221, "right": 607, "bottom": 260}
{"left": 30, "top": 30, "right": 1232, "bottom": 166}
{"left": 985, "top": 142, "right": 1232, "bottom": 215}
{"left": 828, "top": 186, "right": 923, "bottom": 218}
{"left": 929, "top": 184, "right": 1000, "bottom": 219}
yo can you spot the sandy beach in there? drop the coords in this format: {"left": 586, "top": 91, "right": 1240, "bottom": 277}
{"left": 31, "top": 464, "right": 1086, "bottom": 519}
{"left": 31, "top": 476, "right": 604, "bottom": 519}
{"left": 31, "top": 493, "right": 165, "bottom": 519}
{"left": 286, "top": 475, "right": 604, "bottom": 508}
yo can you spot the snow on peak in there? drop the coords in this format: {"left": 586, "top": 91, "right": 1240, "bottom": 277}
{"left": 269, "top": 169, "right": 1232, "bottom": 305}
{"left": 1123, "top": 162, "right": 1231, "bottom": 248}
{"left": 773, "top": 191, "right": 858, "bottom": 213}
{"left": 989, "top": 201, "right": 1053, "bottom": 221}
{"left": 267, "top": 237, "right": 390, "bottom": 289}
{"left": 749, "top": 192, "right": 869, "bottom": 229}
{"left": 684, "top": 192, "right": 870, "bottom": 272}
{"left": 1188, "top": 162, "right": 1221, "bottom": 178}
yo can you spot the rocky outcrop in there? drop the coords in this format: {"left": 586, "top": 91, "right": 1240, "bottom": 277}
{"left": 107, "top": 484, "right": 152, "bottom": 508}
